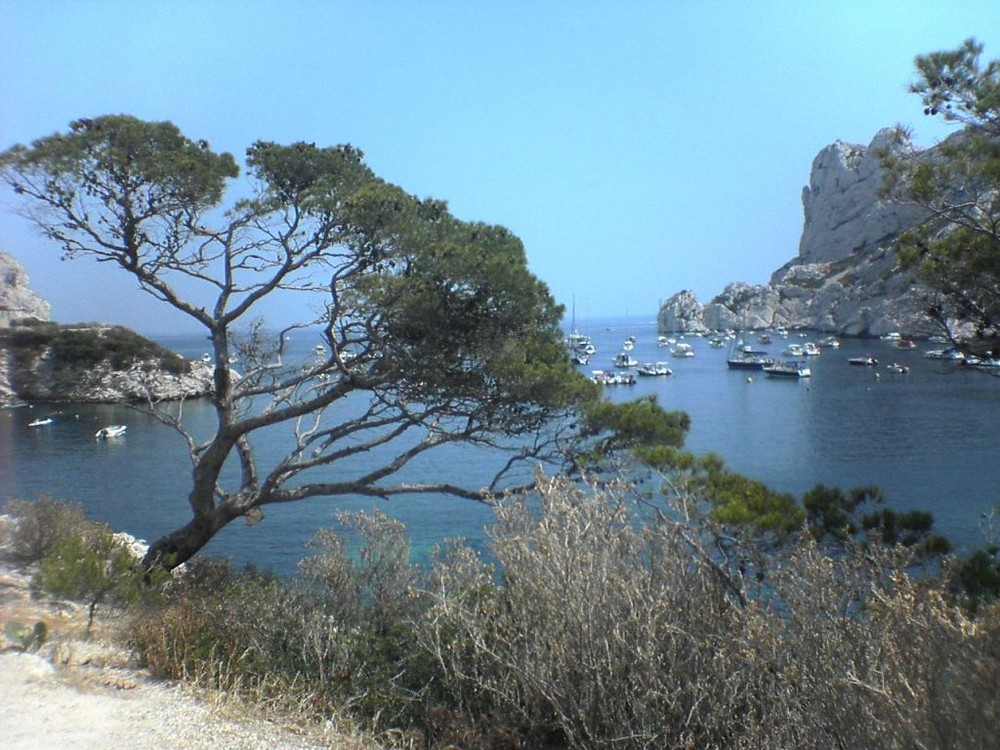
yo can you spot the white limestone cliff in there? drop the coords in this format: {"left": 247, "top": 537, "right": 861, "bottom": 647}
{"left": 659, "top": 130, "right": 953, "bottom": 337}
{"left": 0, "top": 252, "right": 50, "bottom": 327}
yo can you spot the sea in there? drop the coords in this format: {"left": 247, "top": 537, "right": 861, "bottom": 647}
{"left": 3, "top": 316, "right": 999, "bottom": 576}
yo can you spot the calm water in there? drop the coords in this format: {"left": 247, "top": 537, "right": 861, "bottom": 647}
{"left": 2, "top": 317, "right": 998, "bottom": 574}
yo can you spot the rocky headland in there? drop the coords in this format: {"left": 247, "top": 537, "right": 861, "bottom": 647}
{"left": 0, "top": 252, "right": 212, "bottom": 405}
{"left": 659, "top": 129, "right": 950, "bottom": 338}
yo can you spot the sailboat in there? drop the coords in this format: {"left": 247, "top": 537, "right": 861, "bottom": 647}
{"left": 726, "top": 332, "right": 774, "bottom": 370}
{"left": 567, "top": 297, "right": 595, "bottom": 359}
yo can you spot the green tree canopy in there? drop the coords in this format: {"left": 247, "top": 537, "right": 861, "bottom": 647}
{"left": 881, "top": 39, "right": 1000, "bottom": 352}
{"left": 2, "top": 115, "right": 645, "bottom": 568}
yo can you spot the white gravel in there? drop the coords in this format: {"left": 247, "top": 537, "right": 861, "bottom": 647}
{"left": 0, "top": 558, "right": 367, "bottom": 750}
{"left": 0, "top": 650, "right": 337, "bottom": 750}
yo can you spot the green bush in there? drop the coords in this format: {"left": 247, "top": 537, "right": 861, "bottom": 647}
{"left": 0, "top": 323, "right": 190, "bottom": 375}
{"left": 32, "top": 526, "right": 155, "bottom": 632}
{"left": 3, "top": 620, "right": 48, "bottom": 651}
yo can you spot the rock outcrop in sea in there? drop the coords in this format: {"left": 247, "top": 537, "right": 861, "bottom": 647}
{"left": 659, "top": 129, "right": 952, "bottom": 337}
{"left": 0, "top": 252, "right": 213, "bottom": 404}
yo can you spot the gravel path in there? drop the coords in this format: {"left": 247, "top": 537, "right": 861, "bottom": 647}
{"left": 0, "top": 651, "right": 336, "bottom": 750}
{"left": 0, "top": 565, "right": 367, "bottom": 750}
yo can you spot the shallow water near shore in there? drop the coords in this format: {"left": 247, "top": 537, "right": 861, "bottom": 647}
{"left": 2, "top": 316, "right": 999, "bottom": 575}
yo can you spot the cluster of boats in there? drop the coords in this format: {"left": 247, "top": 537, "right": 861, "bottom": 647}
{"left": 571, "top": 323, "right": 995, "bottom": 386}
{"left": 22, "top": 413, "right": 128, "bottom": 439}
{"left": 568, "top": 330, "right": 597, "bottom": 366}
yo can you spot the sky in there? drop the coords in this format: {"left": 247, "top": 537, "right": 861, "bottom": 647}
{"left": 3, "top": 0, "right": 1000, "bottom": 335}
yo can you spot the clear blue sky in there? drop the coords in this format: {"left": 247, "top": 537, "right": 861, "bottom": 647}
{"left": 3, "top": 0, "right": 1000, "bottom": 334}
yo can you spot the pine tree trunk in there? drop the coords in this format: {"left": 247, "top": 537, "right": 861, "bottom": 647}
{"left": 142, "top": 507, "right": 239, "bottom": 571}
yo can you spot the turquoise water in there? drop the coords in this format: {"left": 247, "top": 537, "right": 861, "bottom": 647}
{"left": 3, "top": 317, "right": 999, "bottom": 574}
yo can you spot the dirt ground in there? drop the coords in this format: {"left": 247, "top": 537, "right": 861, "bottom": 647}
{"left": 0, "top": 564, "right": 366, "bottom": 750}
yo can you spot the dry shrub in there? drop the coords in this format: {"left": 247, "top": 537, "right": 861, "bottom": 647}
{"left": 127, "top": 510, "right": 434, "bottom": 736}
{"left": 756, "top": 543, "right": 1000, "bottom": 749}
{"left": 417, "top": 472, "right": 1000, "bottom": 749}
{"left": 2, "top": 497, "right": 92, "bottom": 563}
{"left": 122, "top": 474, "right": 1000, "bottom": 749}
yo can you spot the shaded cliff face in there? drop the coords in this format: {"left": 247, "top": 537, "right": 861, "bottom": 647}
{"left": 0, "top": 252, "right": 50, "bottom": 327}
{"left": 659, "top": 130, "right": 951, "bottom": 337}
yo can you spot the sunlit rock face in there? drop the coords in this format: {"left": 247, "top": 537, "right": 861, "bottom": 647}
{"left": 658, "top": 130, "right": 953, "bottom": 338}
{"left": 795, "top": 129, "right": 927, "bottom": 266}
{"left": 0, "top": 252, "right": 50, "bottom": 327}
{"left": 658, "top": 290, "right": 710, "bottom": 333}
{"left": 11, "top": 352, "right": 215, "bottom": 403}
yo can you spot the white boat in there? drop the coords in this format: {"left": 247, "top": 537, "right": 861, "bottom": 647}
{"left": 782, "top": 343, "right": 804, "bottom": 357}
{"left": 803, "top": 342, "right": 821, "bottom": 356}
{"left": 591, "top": 369, "right": 636, "bottom": 385}
{"left": 884, "top": 363, "right": 910, "bottom": 374}
{"left": 28, "top": 417, "right": 53, "bottom": 427}
{"left": 924, "top": 347, "right": 964, "bottom": 360}
{"left": 95, "top": 424, "right": 127, "bottom": 439}
{"left": 671, "top": 342, "right": 695, "bottom": 358}
{"left": 964, "top": 356, "right": 1000, "bottom": 369}
{"left": 818, "top": 336, "right": 841, "bottom": 349}
{"left": 636, "top": 361, "right": 673, "bottom": 377}
{"left": 612, "top": 352, "right": 639, "bottom": 368}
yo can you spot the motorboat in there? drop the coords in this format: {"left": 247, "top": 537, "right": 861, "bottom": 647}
{"left": 636, "top": 362, "right": 672, "bottom": 377}
{"left": 803, "top": 342, "right": 821, "bottom": 356}
{"left": 592, "top": 369, "right": 636, "bottom": 385}
{"left": 671, "top": 342, "right": 695, "bottom": 358}
{"left": 894, "top": 338, "right": 917, "bottom": 350}
{"left": 782, "top": 343, "right": 804, "bottom": 357}
{"left": 924, "top": 347, "right": 964, "bottom": 360}
{"left": 818, "top": 336, "right": 841, "bottom": 349}
{"left": 95, "top": 424, "right": 128, "bottom": 439}
{"left": 848, "top": 356, "right": 879, "bottom": 366}
{"left": 28, "top": 417, "right": 53, "bottom": 427}
{"left": 763, "top": 361, "right": 811, "bottom": 379}
{"left": 884, "top": 363, "right": 910, "bottom": 374}
{"left": 612, "top": 352, "right": 639, "bottom": 368}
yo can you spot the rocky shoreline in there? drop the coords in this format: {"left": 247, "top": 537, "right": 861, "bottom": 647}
{"left": 0, "top": 354, "right": 215, "bottom": 405}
